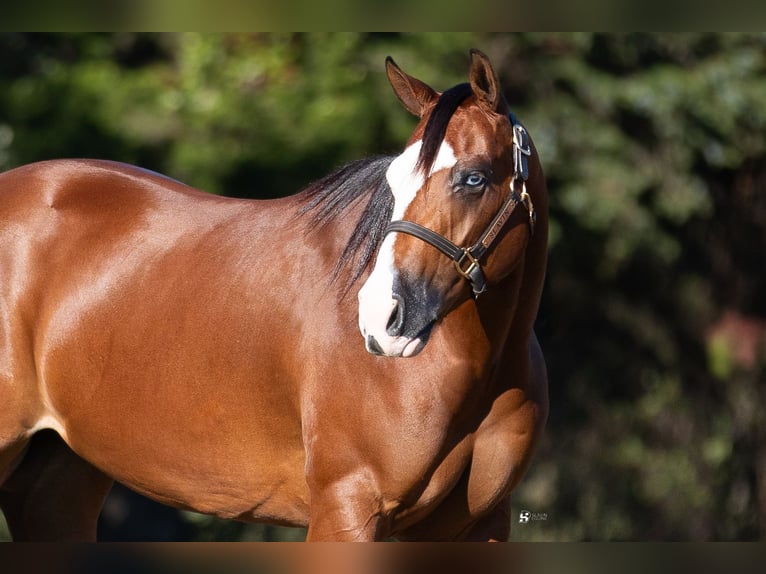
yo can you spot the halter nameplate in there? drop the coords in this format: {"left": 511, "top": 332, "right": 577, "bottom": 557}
{"left": 477, "top": 189, "right": 522, "bottom": 251}
{"left": 385, "top": 113, "right": 536, "bottom": 297}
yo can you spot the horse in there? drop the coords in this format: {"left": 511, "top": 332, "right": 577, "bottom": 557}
{"left": 0, "top": 49, "right": 548, "bottom": 541}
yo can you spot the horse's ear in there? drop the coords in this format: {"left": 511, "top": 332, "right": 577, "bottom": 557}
{"left": 469, "top": 49, "right": 508, "bottom": 115}
{"left": 386, "top": 56, "right": 438, "bottom": 118}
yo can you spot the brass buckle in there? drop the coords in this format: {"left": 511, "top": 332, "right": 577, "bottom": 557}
{"left": 520, "top": 183, "right": 536, "bottom": 236}
{"left": 455, "top": 248, "right": 480, "bottom": 281}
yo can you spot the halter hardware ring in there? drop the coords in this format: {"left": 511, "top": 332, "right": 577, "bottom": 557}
{"left": 454, "top": 248, "right": 480, "bottom": 281}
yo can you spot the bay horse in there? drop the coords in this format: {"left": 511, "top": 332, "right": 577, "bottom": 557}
{"left": 0, "top": 49, "right": 547, "bottom": 541}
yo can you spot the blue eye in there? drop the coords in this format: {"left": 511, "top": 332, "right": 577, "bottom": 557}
{"left": 465, "top": 173, "right": 486, "bottom": 188}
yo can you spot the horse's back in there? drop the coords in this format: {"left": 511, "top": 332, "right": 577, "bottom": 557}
{"left": 0, "top": 158, "right": 217, "bottom": 368}
{"left": 0, "top": 160, "right": 208, "bottom": 432}
{"left": 0, "top": 160, "right": 310, "bottom": 522}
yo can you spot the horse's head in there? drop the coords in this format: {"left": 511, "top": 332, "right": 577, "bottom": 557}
{"left": 358, "top": 49, "right": 539, "bottom": 358}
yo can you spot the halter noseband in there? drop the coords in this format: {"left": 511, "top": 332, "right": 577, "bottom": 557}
{"left": 384, "top": 114, "right": 536, "bottom": 297}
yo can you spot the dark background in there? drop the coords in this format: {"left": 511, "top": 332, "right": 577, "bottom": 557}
{"left": 0, "top": 33, "right": 764, "bottom": 541}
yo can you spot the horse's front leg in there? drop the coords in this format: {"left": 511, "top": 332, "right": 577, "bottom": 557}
{"left": 462, "top": 496, "right": 512, "bottom": 541}
{"left": 305, "top": 474, "right": 385, "bottom": 541}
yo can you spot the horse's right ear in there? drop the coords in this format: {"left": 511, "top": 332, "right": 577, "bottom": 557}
{"left": 386, "top": 56, "right": 438, "bottom": 118}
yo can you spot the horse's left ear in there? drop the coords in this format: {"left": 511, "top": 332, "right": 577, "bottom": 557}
{"left": 469, "top": 49, "right": 508, "bottom": 115}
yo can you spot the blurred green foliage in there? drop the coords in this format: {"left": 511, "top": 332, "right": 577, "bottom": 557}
{"left": 0, "top": 33, "right": 764, "bottom": 541}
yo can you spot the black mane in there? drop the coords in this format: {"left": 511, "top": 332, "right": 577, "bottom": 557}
{"left": 298, "top": 84, "right": 474, "bottom": 296}
{"left": 299, "top": 155, "right": 394, "bottom": 295}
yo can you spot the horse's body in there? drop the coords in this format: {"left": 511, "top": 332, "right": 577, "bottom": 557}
{"left": 0, "top": 50, "right": 547, "bottom": 541}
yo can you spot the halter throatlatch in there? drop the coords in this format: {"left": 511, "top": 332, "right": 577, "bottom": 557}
{"left": 385, "top": 113, "right": 536, "bottom": 297}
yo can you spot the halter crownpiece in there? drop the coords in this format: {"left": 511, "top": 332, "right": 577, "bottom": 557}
{"left": 385, "top": 113, "right": 536, "bottom": 297}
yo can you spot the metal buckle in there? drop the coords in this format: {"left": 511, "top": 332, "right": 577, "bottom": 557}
{"left": 454, "top": 248, "right": 480, "bottom": 281}
{"left": 513, "top": 124, "right": 531, "bottom": 181}
{"left": 513, "top": 124, "right": 531, "bottom": 156}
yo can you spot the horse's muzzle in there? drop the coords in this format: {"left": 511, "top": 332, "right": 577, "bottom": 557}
{"left": 358, "top": 275, "right": 437, "bottom": 358}
{"left": 359, "top": 303, "right": 430, "bottom": 357}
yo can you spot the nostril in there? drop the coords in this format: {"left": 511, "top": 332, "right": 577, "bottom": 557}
{"left": 386, "top": 294, "right": 406, "bottom": 337}
{"left": 366, "top": 335, "right": 385, "bottom": 356}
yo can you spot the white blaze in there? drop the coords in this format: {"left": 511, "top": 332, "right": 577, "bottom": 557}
{"left": 357, "top": 139, "right": 457, "bottom": 357}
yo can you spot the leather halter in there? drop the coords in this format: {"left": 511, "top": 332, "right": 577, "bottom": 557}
{"left": 384, "top": 114, "right": 536, "bottom": 296}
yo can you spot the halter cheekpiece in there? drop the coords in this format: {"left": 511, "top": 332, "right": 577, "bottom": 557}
{"left": 384, "top": 113, "right": 536, "bottom": 297}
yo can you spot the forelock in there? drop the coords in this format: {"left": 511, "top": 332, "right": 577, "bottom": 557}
{"left": 416, "top": 83, "right": 473, "bottom": 175}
